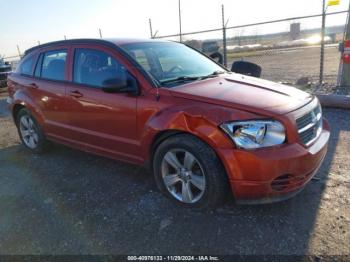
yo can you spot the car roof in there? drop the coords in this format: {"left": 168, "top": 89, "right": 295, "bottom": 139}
{"left": 24, "top": 38, "right": 171, "bottom": 56}
{"left": 107, "top": 38, "right": 169, "bottom": 45}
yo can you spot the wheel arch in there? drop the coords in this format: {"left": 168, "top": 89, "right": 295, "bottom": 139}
{"left": 142, "top": 109, "right": 234, "bottom": 162}
{"left": 148, "top": 129, "right": 187, "bottom": 169}
{"left": 11, "top": 90, "right": 46, "bottom": 126}
{"left": 148, "top": 129, "right": 231, "bottom": 185}
{"left": 12, "top": 104, "right": 26, "bottom": 124}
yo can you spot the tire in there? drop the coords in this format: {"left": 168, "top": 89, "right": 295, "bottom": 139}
{"left": 16, "top": 108, "right": 49, "bottom": 154}
{"left": 209, "top": 51, "right": 224, "bottom": 65}
{"left": 231, "top": 61, "right": 262, "bottom": 78}
{"left": 153, "top": 134, "right": 230, "bottom": 210}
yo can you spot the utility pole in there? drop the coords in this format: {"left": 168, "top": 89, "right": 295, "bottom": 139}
{"left": 99, "top": 28, "right": 103, "bottom": 39}
{"left": 341, "top": 2, "right": 350, "bottom": 86}
{"left": 178, "top": 0, "right": 182, "bottom": 42}
{"left": 319, "top": 0, "right": 326, "bottom": 86}
{"left": 222, "top": 4, "right": 227, "bottom": 67}
{"left": 149, "top": 18, "right": 153, "bottom": 38}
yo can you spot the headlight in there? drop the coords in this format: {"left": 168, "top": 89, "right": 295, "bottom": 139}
{"left": 220, "top": 120, "right": 286, "bottom": 149}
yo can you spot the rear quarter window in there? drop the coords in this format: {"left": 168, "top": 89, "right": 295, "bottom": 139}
{"left": 15, "top": 55, "right": 35, "bottom": 76}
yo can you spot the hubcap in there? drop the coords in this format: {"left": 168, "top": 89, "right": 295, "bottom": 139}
{"left": 19, "top": 115, "right": 39, "bottom": 149}
{"left": 161, "top": 149, "right": 206, "bottom": 204}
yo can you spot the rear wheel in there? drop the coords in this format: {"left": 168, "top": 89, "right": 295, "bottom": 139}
{"left": 153, "top": 134, "right": 229, "bottom": 210}
{"left": 16, "top": 108, "right": 48, "bottom": 153}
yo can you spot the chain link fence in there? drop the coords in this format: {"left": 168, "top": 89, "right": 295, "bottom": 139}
{"left": 2, "top": 10, "right": 348, "bottom": 90}
{"left": 155, "top": 11, "right": 348, "bottom": 89}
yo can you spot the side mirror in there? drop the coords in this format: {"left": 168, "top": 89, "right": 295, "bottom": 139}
{"left": 231, "top": 61, "right": 262, "bottom": 78}
{"left": 209, "top": 52, "right": 223, "bottom": 65}
{"left": 101, "top": 77, "right": 138, "bottom": 95}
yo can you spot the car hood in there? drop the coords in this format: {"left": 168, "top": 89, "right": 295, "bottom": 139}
{"left": 169, "top": 73, "right": 313, "bottom": 116}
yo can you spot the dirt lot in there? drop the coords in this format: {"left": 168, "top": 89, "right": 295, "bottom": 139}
{"left": 0, "top": 89, "right": 349, "bottom": 256}
{"left": 229, "top": 44, "right": 340, "bottom": 86}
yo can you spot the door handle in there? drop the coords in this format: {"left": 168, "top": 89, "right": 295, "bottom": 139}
{"left": 29, "top": 83, "right": 38, "bottom": 89}
{"left": 69, "top": 90, "right": 83, "bottom": 98}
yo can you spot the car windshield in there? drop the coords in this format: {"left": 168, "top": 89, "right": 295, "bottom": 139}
{"left": 121, "top": 41, "right": 227, "bottom": 87}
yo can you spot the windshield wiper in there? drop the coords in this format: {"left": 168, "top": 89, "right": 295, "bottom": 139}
{"left": 199, "top": 70, "right": 227, "bottom": 80}
{"left": 159, "top": 71, "right": 227, "bottom": 86}
{"left": 160, "top": 76, "right": 201, "bottom": 85}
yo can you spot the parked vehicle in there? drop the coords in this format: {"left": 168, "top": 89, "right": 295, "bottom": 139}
{"left": 0, "top": 58, "right": 12, "bottom": 88}
{"left": 201, "top": 40, "right": 223, "bottom": 64}
{"left": 231, "top": 60, "right": 262, "bottom": 78}
{"left": 7, "top": 39, "right": 329, "bottom": 209}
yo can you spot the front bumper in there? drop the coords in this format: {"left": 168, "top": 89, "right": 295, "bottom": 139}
{"left": 0, "top": 79, "right": 7, "bottom": 87}
{"left": 218, "top": 121, "right": 330, "bottom": 204}
{"left": 0, "top": 72, "right": 8, "bottom": 87}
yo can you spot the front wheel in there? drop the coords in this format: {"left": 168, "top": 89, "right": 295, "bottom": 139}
{"left": 153, "top": 134, "right": 229, "bottom": 210}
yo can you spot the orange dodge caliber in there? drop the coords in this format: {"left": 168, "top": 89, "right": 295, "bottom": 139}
{"left": 7, "top": 39, "right": 330, "bottom": 209}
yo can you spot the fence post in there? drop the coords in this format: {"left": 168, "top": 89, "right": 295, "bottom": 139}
{"left": 319, "top": 0, "right": 326, "bottom": 86}
{"left": 149, "top": 18, "right": 154, "bottom": 38}
{"left": 222, "top": 4, "right": 227, "bottom": 67}
{"left": 178, "top": 0, "right": 182, "bottom": 42}
{"left": 340, "top": 2, "right": 350, "bottom": 86}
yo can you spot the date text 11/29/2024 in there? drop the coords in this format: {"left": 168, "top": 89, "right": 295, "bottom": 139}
{"left": 127, "top": 256, "right": 219, "bottom": 261}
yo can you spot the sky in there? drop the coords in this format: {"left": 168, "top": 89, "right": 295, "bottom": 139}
{"left": 1, "top": 0, "right": 349, "bottom": 58}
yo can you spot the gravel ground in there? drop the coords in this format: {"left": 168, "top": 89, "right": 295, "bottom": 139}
{"left": 0, "top": 89, "right": 349, "bottom": 256}
{"left": 228, "top": 44, "right": 350, "bottom": 96}
{"left": 229, "top": 45, "right": 340, "bottom": 86}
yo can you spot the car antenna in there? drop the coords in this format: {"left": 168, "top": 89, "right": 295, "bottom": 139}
{"left": 156, "top": 85, "right": 160, "bottom": 101}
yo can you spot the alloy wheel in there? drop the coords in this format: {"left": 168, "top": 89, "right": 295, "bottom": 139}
{"left": 19, "top": 115, "right": 39, "bottom": 149}
{"left": 161, "top": 149, "right": 206, "bottom": 204}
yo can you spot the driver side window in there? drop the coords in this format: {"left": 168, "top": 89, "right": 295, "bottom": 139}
{"left": 73, "top": 48, "right": 127, "bottom": 88}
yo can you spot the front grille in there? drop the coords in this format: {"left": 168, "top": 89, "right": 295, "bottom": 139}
{"left": 271, "top": 174, "right": 292, "bottom": 191}
{"left": 296, "top": 104, "right": 322, "bottom": 146}
{"left": 0, "top": 73, "right": 7, "bottom": 80}
{"left": 0, "top": 67, "right": 11, "bottom": 73}
{"left": 271, "top": 172, "right": 313, "bottom": 192}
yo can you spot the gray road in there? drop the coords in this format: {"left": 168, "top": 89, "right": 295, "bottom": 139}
{"left": 0, "top": 95, "right": 349, "bottom": 255}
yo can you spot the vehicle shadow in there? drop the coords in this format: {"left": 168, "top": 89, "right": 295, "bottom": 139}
{"left": 0, "top": 109, "right": 348, "bottom": 256}
{"left": 0, "top": 98, "right": 10, "bottom": 119}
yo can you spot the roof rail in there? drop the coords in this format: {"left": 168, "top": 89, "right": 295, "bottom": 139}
{"left": 24, "top": 38, "right": 112, "bottom": 56}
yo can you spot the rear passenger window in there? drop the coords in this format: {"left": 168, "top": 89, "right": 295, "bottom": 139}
{"left": 41, "top": 50, "right": 67, "bottom": 81}
{"left": 16, "top": 55, "right": 35, "bottom": 76}
{"left": 73, "top": 48, "right": 127, "bottom": 88}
